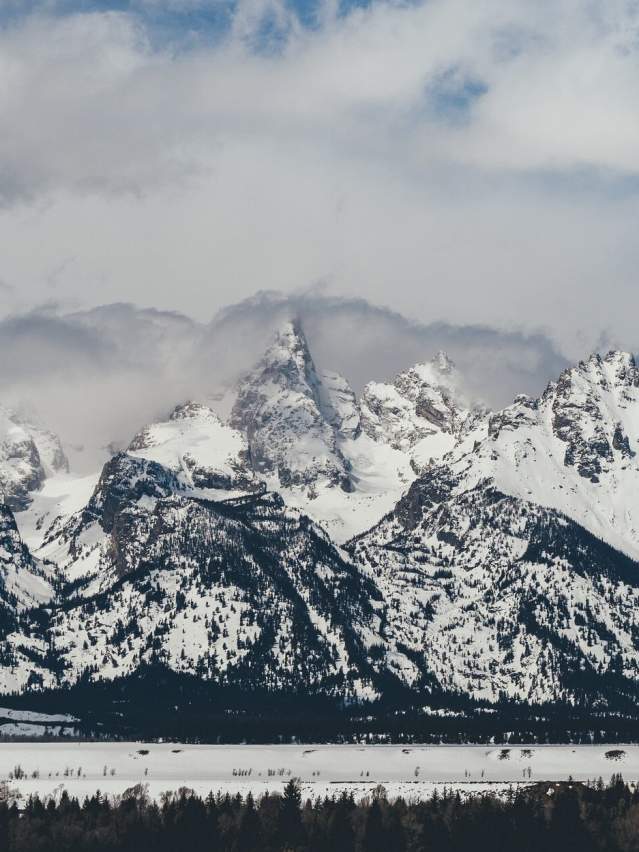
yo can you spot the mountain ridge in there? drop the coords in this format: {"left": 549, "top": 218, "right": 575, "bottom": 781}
{"left": 1, "top": 326, "right": 639, "bottom": 735}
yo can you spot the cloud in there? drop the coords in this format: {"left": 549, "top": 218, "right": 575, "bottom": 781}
{"left": 3, "top": 0, "right": 639, "bottom": 201}
{"left": 207, "top": 289, "right": 569, "bottom": 405}
{"left": 0, "top": 304, "right": 204, "bottom": 470}
{"left": 0, "top": 295, "right": 569, "bottom": 475}
{"left": 1, "top": 0, "right": 639, "bottom": 359}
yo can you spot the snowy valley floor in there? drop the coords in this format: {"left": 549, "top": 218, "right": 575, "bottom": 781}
{"left": 0, "top": 743, "right": 636, "bottom": 803}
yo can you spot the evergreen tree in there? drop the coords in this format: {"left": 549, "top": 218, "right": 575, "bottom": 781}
{"left": 327, "top": 795, "right": 356, "bottom": 852}
{"left": 279, "top": 779, "right": 304, "bottom": 849}
{"left": 234, "top": 792, "right": 261, "bottom": 852}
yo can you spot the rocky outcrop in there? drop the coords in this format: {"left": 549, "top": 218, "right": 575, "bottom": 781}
{"left": 549, "top": 352, "right": 638, "bottom": 483}
{"left": 360, "top": 353, "right": 487, "bottom": 461}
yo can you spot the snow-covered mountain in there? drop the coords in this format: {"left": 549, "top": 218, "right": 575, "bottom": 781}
{"left": 45, "top": 490, "right": 390, "bottom": 699}
{"left": 0, "top": 504, "right": 55, "bottom": 693}
{"left": 230, "top": 321, "right": 356, "bottom": 493}
{"left": 351, "top": 350, "right": 639, "bottom": 707}
{"left": 1, "top": 322, "right": 481, "bottom": 701}
{"left": 0, "top": 407, "right": 68, "bottom": 511}
{"left": 227, "top": 321, "right": 485, "bottom": 541}
{"left": 4, "top": 330, "right": 639, "bottom": 726}
{"left": 360, "top": 351, "right": 486, "bottom": 467}
{"left": 26, "top": 446, "right": 402, "bottom": 699}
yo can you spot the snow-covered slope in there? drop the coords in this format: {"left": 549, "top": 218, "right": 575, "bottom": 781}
{"left": 0, "top": 407, "right": 68, "bottom": 511}
{"left": 351, "top": 350, "right": 639, "bottom": 707}
{"left": 37, "top": 456, "right": 397, "bottom": 698}
{"left": 128, "top": 402, "right": 261, "bottom": 496}
{"left": 15, "top": 470, "right": 101, "bottom": 555}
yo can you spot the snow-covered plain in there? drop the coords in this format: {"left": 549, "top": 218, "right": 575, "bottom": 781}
{"left": 0, "top": 743, "right": 636, "bottom": 803}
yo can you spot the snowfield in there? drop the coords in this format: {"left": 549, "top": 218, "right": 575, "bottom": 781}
{"left": 0, "top": 743, "right": 636, "bottom": 803}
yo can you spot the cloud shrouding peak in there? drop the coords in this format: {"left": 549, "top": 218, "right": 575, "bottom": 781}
{"left": 0, "top": 296, "right": 568, "bottom": 471}
{"left": 1, "top": 0, "right": 639, "bottom": 354}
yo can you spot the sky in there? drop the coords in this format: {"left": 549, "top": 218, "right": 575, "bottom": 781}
{"left": 1, "top": 0, "right": 639, "bottom": 448}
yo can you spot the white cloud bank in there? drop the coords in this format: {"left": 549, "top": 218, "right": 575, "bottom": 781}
{"left": 0, "top": 0, "right": 638, "bottom": 354}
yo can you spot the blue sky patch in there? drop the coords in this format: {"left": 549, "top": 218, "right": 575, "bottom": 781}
{"left": 425, "top": 67, "right": 488, "bottom": 124}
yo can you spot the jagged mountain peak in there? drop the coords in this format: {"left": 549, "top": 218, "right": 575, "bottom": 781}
{"left": 0, "top": 406, "right": 68, "bottom": 511}
{"left": 430, "top": 349, "right": 456, "bottom": 374}
{"left": 230, "top": 322, "right": 353, "bottom": 493}
{"left": 395, "top": 349, "right": 458, "bottom": 384}
{"left": 256, "top": 318, "right": 318, "bottom": 391}
{"left": 586, "top": 349, "right": 636, "bottom": 372}
{"left": 226, "top": 328, "right": 489, "bottom": 540}
{"left": 405, "top": 350, "right": 458, "bottom": 386}
{"left": 359, "top": 350, "right": 485, "bottom": 457}
{"left": 269, "top": 317, "right": 307, "bottom": 353}
{"left": 168, "top": 401, "right": 221, "bottom": 423}
{"left": 544, "top": 349, "right": 638, "bottom": 398}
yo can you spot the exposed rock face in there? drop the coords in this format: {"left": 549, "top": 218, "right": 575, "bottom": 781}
{"left": 549, "top": 352, "right": 639, "bottom": 483}
{"left": 360, "top": 353, "right": 487, "bottom": 467}
{"left": 89, "top": 453, "right": 179, "bottom": 534}
{"left": 230, "top": 321, "right": 354, "bottom": 494}
{"left": 487, "top": 394, "right": 538, "bottom": 439}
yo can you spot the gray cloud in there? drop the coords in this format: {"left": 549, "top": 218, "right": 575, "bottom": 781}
{"left": 0, "top": 295, "right": 571, "bottom": 475}
{"left": 0, "top": 305, "right": 202, "bottom": 470}
{"left": 207, "top": 290, "right": 569, "bottom": 406}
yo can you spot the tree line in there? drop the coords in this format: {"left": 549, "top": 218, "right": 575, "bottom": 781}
{"left": 2, "top": 774, "right": 639, "bottom": 851}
